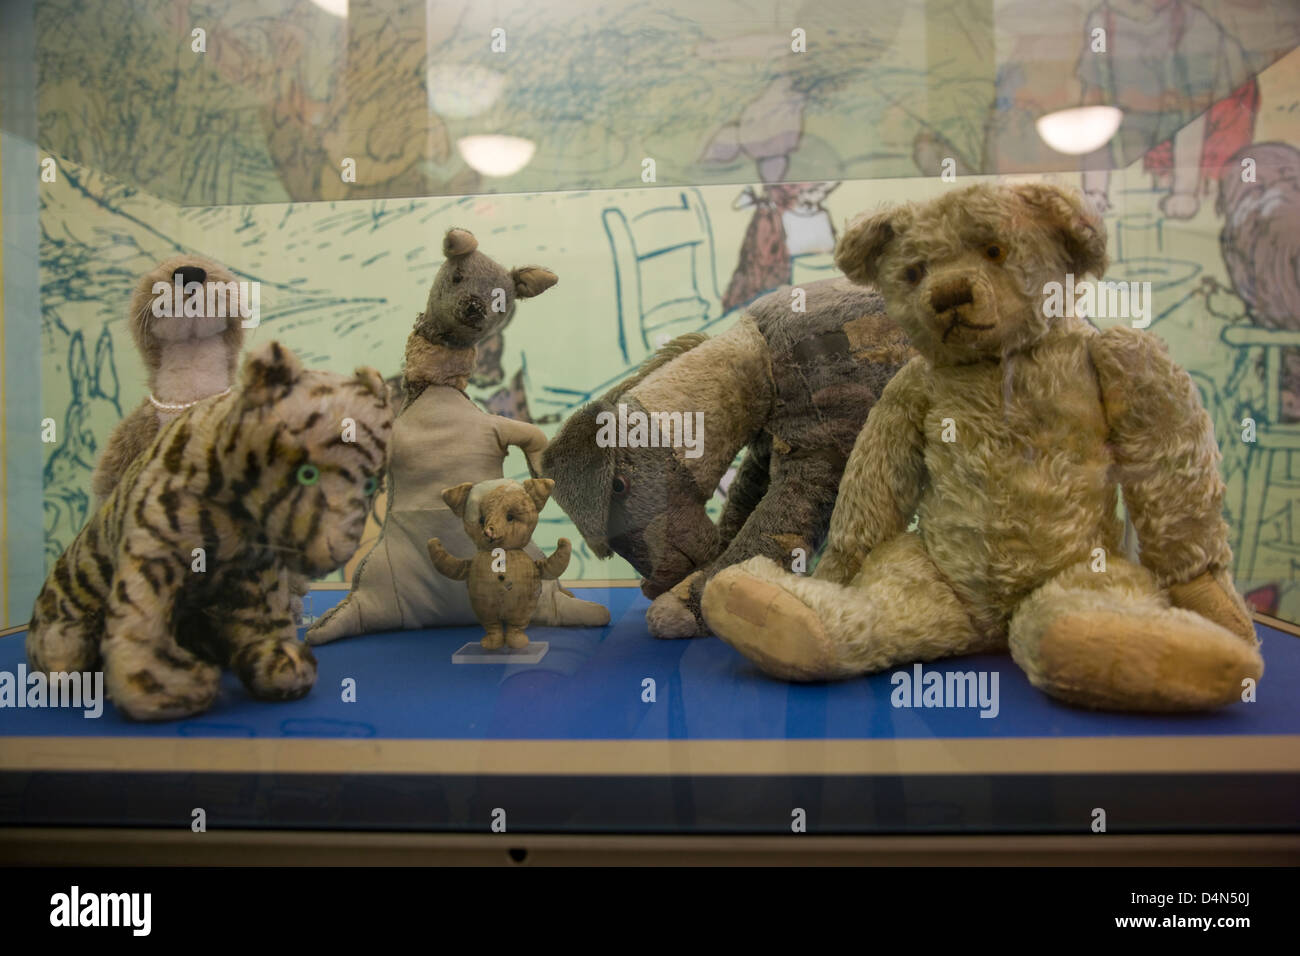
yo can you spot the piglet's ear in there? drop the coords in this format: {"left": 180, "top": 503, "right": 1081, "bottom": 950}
{"left": 443, "top": 228, "right": 478, "bottom": 258}
{"left": 441, "top": 482, "right": 474, "bottom": 517}
{"left": 522, "top": 477, "right": 554, "bottom": 511}
{"left": 1012, "top": 184, "right": 1109, "bottom": 279}
{"left": 241, "top": 340, "right": 303, "bottom": 406}
{"left": 835, "top": 208, "right": 900, "bottom": 286}
{"left": 511, "top": 266, "right": 558, "bottom": 299}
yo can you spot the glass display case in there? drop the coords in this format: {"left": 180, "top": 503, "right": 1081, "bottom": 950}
{"left": 1, "top": 0, "right": 1298, "bottom": 866}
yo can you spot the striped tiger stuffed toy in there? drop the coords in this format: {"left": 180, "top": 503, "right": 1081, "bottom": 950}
{"left": 28, "top": 341, "right": 394, "bottom": 721}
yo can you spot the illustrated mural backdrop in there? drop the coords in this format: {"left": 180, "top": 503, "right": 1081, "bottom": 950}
{"left": 11, "top": 0, "right": 1300, "bottom": 625}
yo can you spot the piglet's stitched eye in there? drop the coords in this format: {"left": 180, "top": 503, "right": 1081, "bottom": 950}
{"left": 903, "top": 263, "right": 926, "bottom": 285}
{"left": 611, "top": 475, "right": 630, "bottom": 496}
{"left": 985, "top": 244, "right": 1006, "bottom": 263}
{"left": 296, "top": 464, "right": 320, "bottom": 486}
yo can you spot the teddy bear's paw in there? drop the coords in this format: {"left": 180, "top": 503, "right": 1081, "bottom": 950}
{"left": 1168, "top": 571, "right": 1256, "bottom": 645}
{"left": 481, "top": 630, "right": 506, "bottom": 650}
{"left": 1028, "top": 609, "right": 1264, "bottom": 712}
{"left": 647, "top": 590, "right": 707, "bottom": 639}
{"left": 505, "top": 627, "right": 530, "bottom": 649}
{"left": 702, "top": 567, "right": 836, "bottom": 681}
{"left": 234, "top": 638, "right": 319, "bottom": 701}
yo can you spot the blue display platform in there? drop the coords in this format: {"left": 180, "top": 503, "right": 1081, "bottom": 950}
{"left": 1, "top": 587, "right": 1297, "bottom": 741}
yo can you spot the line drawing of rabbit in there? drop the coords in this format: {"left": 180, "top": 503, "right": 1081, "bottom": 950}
{"left": 42, "top": 326, "right": 122, "bottom": 564}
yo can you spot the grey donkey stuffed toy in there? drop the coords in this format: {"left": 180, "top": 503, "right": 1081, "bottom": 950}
{"left": 540, "top": 276, "right": 913, "bottom": 638}
{"left": 308, "top": 228, "right": 608, "bottom": 643}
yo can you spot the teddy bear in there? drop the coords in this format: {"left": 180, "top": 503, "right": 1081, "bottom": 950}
{"left": 307, "top": 228, "right": 608, "bottom": 644}
{"left": 702, "top": 182, "right": 1264, "bottom": 712}
{"left": 92, "top": 254, "right": 248, "bottom": 502}
{"left": 541, "top": 275, "right": 912, "bottom": 639}
{"left": 427, "top": 478, "right": 571, "bottom": 649}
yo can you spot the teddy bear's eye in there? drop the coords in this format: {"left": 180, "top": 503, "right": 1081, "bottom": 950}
{"left": 985, "top": 244, "right": 1006, "bottom": 263}
{"left": 507, "top": 513, "right": 516, "bottom": 522}
{"left": 903, "top": 263, "right": 926, "bottom": 285}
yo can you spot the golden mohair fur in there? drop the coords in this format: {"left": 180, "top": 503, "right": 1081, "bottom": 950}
{"left": 702, "top": 182, "right": 1263, "bottom": 712}
{"left": 427, "top": 478, "right": 571, "bottom": 649}
{"left": 91, "top": 254, "right": 247, "bottom": 502}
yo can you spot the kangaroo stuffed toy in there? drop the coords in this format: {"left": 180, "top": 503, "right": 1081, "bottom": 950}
{"left": 428, "top": 478, "right": 571, "bottom": 649}
{"left": 703, "top": 182, "right": 1264, "bottom": 712}
{"left": 307, "top": 228, "right": 607, "bottom": 643}
{"left": 541, "top": 276, "right": 912, "bottom": 638}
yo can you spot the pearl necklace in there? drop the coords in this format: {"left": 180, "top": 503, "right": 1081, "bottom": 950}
{"left": 149, "top": 387, "right": 232, "bottom": 412}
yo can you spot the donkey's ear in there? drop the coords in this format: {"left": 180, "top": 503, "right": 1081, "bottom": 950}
{"left": 441, "top": 482, "right": 474, "bottom": 518}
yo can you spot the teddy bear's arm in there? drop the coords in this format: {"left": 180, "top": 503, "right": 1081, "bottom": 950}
{"left": 1089, "top": 327, "right": 1234, "bottom": 588}
{"left": 426, "top": 537, "right": 472, "bottom": 581}
{"left": 536, "top": 538, "right": 572, "bottom": 580}
{"left": 494, "top": 416, "right": 550, "bottom": 477}
{"left": 813, "top": 358, "right": 930, "bottom": 586}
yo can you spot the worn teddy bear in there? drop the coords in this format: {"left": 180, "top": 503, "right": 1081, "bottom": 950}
{"left": 92, "top": 254, "right": 249, "bottom": 503}
{"left": 542, "top": 276, "right": 911, "bottom": 638}
{"left": 703, "top": 182, "right": 1264, "bottom": 712}
{"left": 29, "top": 341, "right": 393, "bottom": 720}
{"left": 307, "top": 228, "right": 607, "bottom": 644}
{"left": 427, "top": 478, "right": 571, "bottom": 649}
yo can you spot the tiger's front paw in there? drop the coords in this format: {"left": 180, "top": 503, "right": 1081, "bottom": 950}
{"left": 234, "top": 638, "right": 319, "bottom": 701}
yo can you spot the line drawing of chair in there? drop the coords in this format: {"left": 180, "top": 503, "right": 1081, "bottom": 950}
{"left": 601, "top": 187, "right": 723, "bottom": 366}
{"left": 1221, "top": 324, "right": 1300, "bottom": 583}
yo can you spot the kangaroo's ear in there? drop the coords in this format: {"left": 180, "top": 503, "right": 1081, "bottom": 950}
{"left": 1011, "top": 183, "right": 1109, "bottom": 279}
{"left": 240, "top": 340, "right": 304, "bottom": 406}
{"left": 441, "top": 482, "right": 474, "bottom": 517}
{"left": 511, "top": 266, "right": 558, "bottom": 299}
{"left": 443, "top": 228, "right": 478, "bottom": 258}
{"left": 835, "top": 206, "right": 904, "bottom": 286}
{"left": 522, "top": 477, "right": 554, "bottom": 512}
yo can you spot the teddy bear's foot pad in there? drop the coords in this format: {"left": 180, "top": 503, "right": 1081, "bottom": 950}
{"left": 703, "top": 568, "right": 836, "bottom": 681}
{"left": 1030, "top": 610, "right": 1264, "bottom": 712}
{"left": 452, "top": 641, "right": 549, "bottom": 665}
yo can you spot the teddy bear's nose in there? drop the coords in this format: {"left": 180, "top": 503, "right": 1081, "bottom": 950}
{"left": 174, "top": 265, "right": 207, "bottom": 286}
{"left": 930, "top": 277, "right": 974, "bottom": 313}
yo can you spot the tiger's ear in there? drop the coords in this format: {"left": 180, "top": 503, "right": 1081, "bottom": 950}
{"left": 522, "top": 477, "right": 554, "bottom": 512}
{"left": 241, "top": 341, "right": 303, "bottom": 405}
{"left": 353, "top": 365, "right": 387, "bottom": 402}
{"left": 441, "top": 482, "right": 474, "bottom": 518}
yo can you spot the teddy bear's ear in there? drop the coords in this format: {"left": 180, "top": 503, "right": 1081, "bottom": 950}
{"left": 511, "top": 266, "right": 558, "bottom": 299}
{"left": 441, "top": 482, "right": 475, "bottom": 517}
{"left": 443, "top": 228, "right": 478, "bottom": 258}
{"left": 522, "top": 477, "right": 555, "bottom": 511}
{"left": 1012, "top": 184, "right": 1109, "bottom": 279}
{"left": 240, "top": 340, "right": 303, "bottom": 406}
{"left": 835, "top": 208, "right": 899, "bottom": 286}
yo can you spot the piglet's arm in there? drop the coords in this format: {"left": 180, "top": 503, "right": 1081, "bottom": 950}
{"left": 427, "top": 538, "right": 472, "bottom": 581}
{"left": 495, "top": 417, "right": 549, "bottom": 477}
{"left": 1089, "top": 327, "right": 1233, "bottom": 588}
{"left": 813, "top": 358, "right": 929, "bottom": 586}
{"left": 537, "top": 538, "right": 572, "bottom": 580}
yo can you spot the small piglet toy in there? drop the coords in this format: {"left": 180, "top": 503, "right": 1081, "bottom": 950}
{"left": 427, "top": 478, "right": 571, "bottom": 648}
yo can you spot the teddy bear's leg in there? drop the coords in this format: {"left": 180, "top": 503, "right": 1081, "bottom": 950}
{"left": 481, "top": 622, "right": 506, "bottom": 650}
{"left": 222, "top": 567, "right": 318, "bottom": 702}
{"left": 504, "top": 626, "right": 530, "bottom": 649}
{"left": 1008, "top": 557, "right": 1264, "bottom": 712}
{"left": 703, "top": 533, "right": 996, "bottom": 681}
{"left": 100, "top": 566, "right": 221, "bottom": 721}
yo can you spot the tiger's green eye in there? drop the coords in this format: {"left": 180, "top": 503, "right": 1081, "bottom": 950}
{"left": 296, "top": 464, "right": 320, "bottom": 486}
{"left": 363, "top": 476, "right": 379, "bottom": 496}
